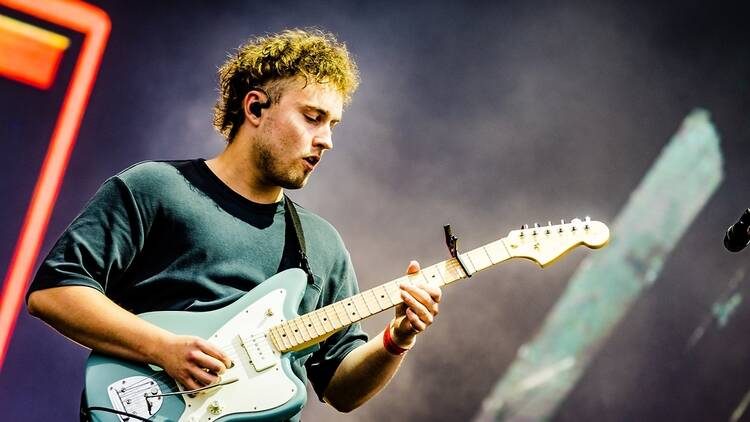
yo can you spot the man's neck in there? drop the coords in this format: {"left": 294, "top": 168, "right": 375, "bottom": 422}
{"left": 205, "top": 145, "right": 283, "bottom": 205}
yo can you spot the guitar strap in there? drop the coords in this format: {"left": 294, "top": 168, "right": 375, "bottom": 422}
{"left": 283, "top": 194, "right": 316, "bottom": 284}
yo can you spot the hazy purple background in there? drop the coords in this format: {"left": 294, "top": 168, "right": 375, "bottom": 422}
{"left": 1, "top": 0, "right": 749, "bottom": 420}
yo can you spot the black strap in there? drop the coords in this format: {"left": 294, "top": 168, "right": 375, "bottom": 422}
{"left": 283, "top": 195, "right": 315, "bottom": 284}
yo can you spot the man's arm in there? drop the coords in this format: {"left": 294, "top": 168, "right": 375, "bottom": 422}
{"left": 27, "top": 285, "right": 232, "bottom": 391}
{"left": 322, "top": 260, "right": 441, "bottom": 412}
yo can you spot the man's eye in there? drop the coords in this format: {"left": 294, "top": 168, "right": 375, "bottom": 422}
{"left": 304, "top": 114, "right": 318, "bottom": 122}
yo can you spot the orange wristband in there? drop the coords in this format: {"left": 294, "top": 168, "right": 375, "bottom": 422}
{"left": 383, "top": 323, "right": 409, "bottom": 355}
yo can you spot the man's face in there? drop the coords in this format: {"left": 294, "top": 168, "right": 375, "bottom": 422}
{"left": 253, "top": 79, "right": 343, "bottom": 190}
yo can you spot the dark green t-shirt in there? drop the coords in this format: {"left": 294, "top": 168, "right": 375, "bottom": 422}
{"left": 28, "top": 159, "right": 368, "bottom": 420}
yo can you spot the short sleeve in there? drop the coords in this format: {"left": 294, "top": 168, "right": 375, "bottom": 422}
{"left": 27, "top": 177, "right": 147, "bottom": 301}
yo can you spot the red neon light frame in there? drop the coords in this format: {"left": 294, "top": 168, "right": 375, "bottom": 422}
{"left": 0, "top": 0, "right": 110, "bottom": 369}
{"left": 0, "top": 14, "right": 70, "bottom": 89}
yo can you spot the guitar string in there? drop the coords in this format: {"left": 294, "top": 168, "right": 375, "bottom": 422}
{"left": 109, "top": 235, "right": 588, "bottom": 400}
{"left": 116, "top": 268, "right": 464, "bottom": 398}
{"left": 115, "top": 261, "right": 471, "bottom": 397}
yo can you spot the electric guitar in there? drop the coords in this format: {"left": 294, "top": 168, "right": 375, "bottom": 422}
{"left": 84, "top": 218, "right": 609, "bottom": 422}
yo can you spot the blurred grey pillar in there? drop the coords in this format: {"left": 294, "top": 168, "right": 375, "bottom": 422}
{"left": 473, "top": 109, "right": 723, "bottom": 422}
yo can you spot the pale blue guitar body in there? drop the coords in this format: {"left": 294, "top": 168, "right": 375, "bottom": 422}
{"left": 85, "top": 269, "right": 312, "bottom": 422}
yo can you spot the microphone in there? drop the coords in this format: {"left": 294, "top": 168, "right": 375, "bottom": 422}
{"left": 724, "top": 209, "right": 750, "bottom": 252}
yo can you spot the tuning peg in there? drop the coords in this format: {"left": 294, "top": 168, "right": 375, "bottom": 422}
{"left": 584, "top": 216, "right": 591, "bottom": 230}
{"left": 545, "top": 221, "right": 552, "bottom": 234}
{"left": 559, "top": 219, "right": 565, "bottom": 233}
{"left": 533, "top": 223, "right": 540, "bottom": 235}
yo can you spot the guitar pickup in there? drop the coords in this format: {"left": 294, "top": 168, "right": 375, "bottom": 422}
{"left": 239, "top": 333, "right": 277, "bottom": 372}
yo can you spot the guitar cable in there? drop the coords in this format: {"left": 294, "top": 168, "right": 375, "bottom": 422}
{"left": 85, "top": 377, "right": 238, "bottom": 421}
{"left": 85, "top": 406, "right": 154, "bottom": 422}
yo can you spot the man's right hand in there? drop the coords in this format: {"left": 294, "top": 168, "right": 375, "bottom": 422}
{"left": 153, "top": 334, "right": 233, "bottom": 391}
{"left": 28, "top": 286, "right": 233, "bottom": 393}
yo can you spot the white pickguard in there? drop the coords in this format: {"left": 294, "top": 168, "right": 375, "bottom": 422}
{"left": 178, "top": 289, "right": 297, "bottom": 422}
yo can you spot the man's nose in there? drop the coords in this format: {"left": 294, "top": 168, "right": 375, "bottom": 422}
{"left": 313, "top": 128, "right": 333, "bottom": 151}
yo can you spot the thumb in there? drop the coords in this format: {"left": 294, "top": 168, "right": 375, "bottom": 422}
{"left": 406, "top": 260, "right": 420, "bottom": 275}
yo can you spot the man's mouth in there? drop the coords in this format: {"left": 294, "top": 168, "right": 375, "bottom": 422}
{"left": 303, "top": 155, "right": 320, "bottom": 169}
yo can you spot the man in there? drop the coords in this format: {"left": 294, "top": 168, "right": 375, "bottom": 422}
{"left": 26, "top": 29, "right": 441, "bottom": 421}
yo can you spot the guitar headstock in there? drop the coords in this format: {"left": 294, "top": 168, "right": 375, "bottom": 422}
{"left": 502, "top": 217, "right": 610, "bottom": 267}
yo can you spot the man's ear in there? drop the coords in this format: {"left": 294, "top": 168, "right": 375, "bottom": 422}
{"left": 243, "top": 89, "right": 271, "bottom": 124}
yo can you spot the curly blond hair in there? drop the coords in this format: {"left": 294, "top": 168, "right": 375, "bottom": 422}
{"left": 213, "top": 28, "right": 359, "bottom": 141}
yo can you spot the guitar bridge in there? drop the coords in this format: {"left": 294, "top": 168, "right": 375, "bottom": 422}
{"left": 107, "top": 376, "right": 163, "bottom": 422}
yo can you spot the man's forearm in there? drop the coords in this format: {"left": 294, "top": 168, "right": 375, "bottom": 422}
{"left": 322, "top": 327, "right": 409, "bottom": 412}
{"left": 28, "top": 285, "right": 233, "bottom": 391}
{"left": 27, "top": 285, "right": 170, "bottom": 364}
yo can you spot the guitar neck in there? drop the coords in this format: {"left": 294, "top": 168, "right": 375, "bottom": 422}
{"left": 268, "top": 237, "right": 512, "bottom": 353}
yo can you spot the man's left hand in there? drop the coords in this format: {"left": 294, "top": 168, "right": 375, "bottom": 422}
{"left": 391, "top": 260, "right": 442, "bottom": 348}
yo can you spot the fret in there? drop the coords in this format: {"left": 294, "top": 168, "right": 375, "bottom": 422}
{"left": 485, "top": 239, "right": 511, "bottom": 264}
{"left": 344, "top": 299, "right": 360, "bottom": 322}
{"left": 435, "top": 261, "right": 448, "bottom": 283}
{"left": 310, "top": 312, "right": 325, "bottom": 336}
{"left": 421, "top": 270, "right": 434, "bottom": 286}
{"left": 334, "top": 302, "right": 352, "bottom": 325}
{"left": 393, "top": 280, "right": 404, "bottom": 304}
{"left": 362, "top": 290, "right": 379, "bottom": 314}
{"left": 465, "top": 246, "right": 492, "bottom": 272}
{"left": 307, "top": 313, "right": 323, "bottom": 337}
{"left": 279, "top": 324, "right": 295, "bottom": 349}
{"left": 406, "top": 272, "right": 423, "bottom": 287}
{"left": 312, "top": 309, "right": 330, "bottom": 334}
{"left": 421, "top": 265, "right": 443, "bottom": 287}
{"left": 366, "top": 289, "right": 384, "bottom": 313}
{"left": 352, "top": 294, "right": 370, "bottom": 318}
{"left": 462, "top": 252, "right": 479, "bottom": 275}
{"left": 293, "top": 317, "right": 308, "bottom": 340}
{"left": 373, "top": 284, "right": 392, "bottom": 308}
{"left": 290, "top": 319, "right": 307, "bottom": 343}
{"left": 436, "top": 260, "right": 454, "bottom": 285}
{"left": 360, "top": 290, "right": 374, "bottom": 314}
{"left": 316, "top": 307, "right": 331, "bottom": 332}
{"left": 300, "top": 314, "right": 319, "bottom": 337}
{"left": 452, "top": 260, "right": 467, "bottom": 279}
{"left": 268, "top": 327, "right": 282, "bottom": 350}
{"left": 289, "top": 318, "right": 307, "bottom": 344}
{"left": 278, "top": 327, "right": 291, "bottom": 350}
{"left": 273, "top": 327, "right": 287, "bottom": 350}
{"left": 334, "top": 301, "right": 350, "bottom": 326}
{"left": 356, "top": 291, "right": 370, "bottom": 315}
{"left": 443, "top": 260, "right": 463, "bottom": 284}
{"left": 323, "top": 305, "right": 341, "bottom": 330}
{"left": 385, "top": 280, "right": 403, "bottom": 305}
{"left": 476, "top": 245, "right": 496, "bottom": 269}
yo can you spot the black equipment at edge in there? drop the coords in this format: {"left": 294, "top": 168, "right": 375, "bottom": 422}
{"left": 724, "top": 208, "right": 750, "bottom": 252}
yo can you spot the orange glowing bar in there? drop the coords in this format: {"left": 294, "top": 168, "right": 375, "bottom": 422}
{"left": 0, "top": 14, "right": 70, "bottom": 89}
{"left": 0, "top": 0, "right": 110, "bottom": 370}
